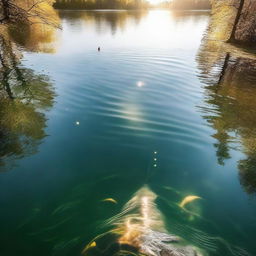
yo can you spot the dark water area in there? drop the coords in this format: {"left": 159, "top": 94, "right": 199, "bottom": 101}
{"left": 0, "top": 10, "right": 256, "bottom": 256}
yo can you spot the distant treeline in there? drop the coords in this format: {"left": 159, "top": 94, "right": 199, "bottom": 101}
{"left": 54, "top": 0, "right": 211, "bottom": 10}
{"left": 54, "top": 0, "right": 149, "bottom": 9}
{"left": 171, "top": 0, "right": 211, "bottom": 10}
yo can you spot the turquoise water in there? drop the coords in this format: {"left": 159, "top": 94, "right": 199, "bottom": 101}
{"left": 0, "top": 10, "right": 256, "bottom": 256}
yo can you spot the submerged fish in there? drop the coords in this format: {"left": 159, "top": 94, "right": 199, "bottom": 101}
{"left": 83, "top": 186, "right": 204, "bottom": 256}
{"left": 179, "top": 195, "right": 202, "bottom": 208}
{"left": 86, "top": 241, "right": 96, "bottom": 249}
{"left": 102, "top": 198, "right": 118, "bottom": 204}
{"left": 82, "top": 241, "right": 97, "bottom": 254}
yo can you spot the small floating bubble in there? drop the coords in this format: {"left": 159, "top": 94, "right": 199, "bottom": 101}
{"left": 154, "top": 164, "right": 157, "bottom": 167}
{"left": 154, "top": 158, "right": 157, "bottom": 161}
{"left": 75, "top": 121, "right": 80, "bottom": 125}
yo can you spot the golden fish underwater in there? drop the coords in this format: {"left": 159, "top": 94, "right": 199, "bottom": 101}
{"left": 82, "top": 185, "right": 205, "bottom": 256}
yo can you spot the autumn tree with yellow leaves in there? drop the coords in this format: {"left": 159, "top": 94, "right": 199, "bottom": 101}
{"left": 0, "top": 0, "right": 59, "bottom": 27}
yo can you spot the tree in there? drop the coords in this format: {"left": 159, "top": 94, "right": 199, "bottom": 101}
{"left": 227, "top": 0, "right": 245, "bottom": 42}
{"left": 0, "top": 0, "right": 59, "bottom": 27}
{"left": 211, "top": 0, "right": 256, "bottom": 45}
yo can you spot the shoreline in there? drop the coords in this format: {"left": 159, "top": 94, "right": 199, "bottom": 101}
{"left": 55, "top": 8, "right": 211, "bottom": 11}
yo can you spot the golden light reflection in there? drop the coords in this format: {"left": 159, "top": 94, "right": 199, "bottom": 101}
{"left": 59, "top": 10, "right": 207, "bottom": 54}
{"left": 122, "top": 103, "right": 143, "bottom": 122}
{"left": 147, "top": 0, "right": 169, "bottom": 5}
{"left": 118, "top": 186, "right": 165, "bottom": 246}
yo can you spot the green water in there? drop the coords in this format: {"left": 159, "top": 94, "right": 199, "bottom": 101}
{"left": 0, "top": 10, "right": 256, "bottom": 256}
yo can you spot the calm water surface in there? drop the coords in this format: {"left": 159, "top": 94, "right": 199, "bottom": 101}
{"left": 0, "top": 10, "right": 256, "bottom": 256}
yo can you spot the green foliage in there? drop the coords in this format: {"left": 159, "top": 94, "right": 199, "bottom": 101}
{"left": 239, "top": 156, "right": 256, "bottom": 194}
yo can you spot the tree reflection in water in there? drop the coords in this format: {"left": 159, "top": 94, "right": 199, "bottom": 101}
{"left": 59, "top": 10, "right": 147, "bottom": 35}
{"left": 197, "top": 23, "right": 256, "bottom": 194}
{"left": 0, "top": 25, "right": 56, "bottom": 171}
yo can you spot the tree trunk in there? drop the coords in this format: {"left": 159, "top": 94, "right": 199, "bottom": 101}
{"left": 228, "top": 0, "right": 245, "bottom": 42}
{"left": 217, "top": 53, "right": 231, "bottom": 85}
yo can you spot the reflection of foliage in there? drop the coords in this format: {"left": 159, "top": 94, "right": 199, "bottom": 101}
{"left": 197, "top": 22, "right": 256, "bottom": 193}
{"left": 0, "top": 31, "right": 55, "bottom": 170}
{"left": 0, "top": 100, "right": 46, "bottom": 169}
{"left": 59, "top": 10, "right": 147, "bottom": 35}
{"left": 171, "top": 0, "right": 211, "bottom": 10}
{"left": 54, "top": 0, "right": 149, "bottom": 10}
{"left": 8, "top": 23, "right": 58, "bottom": 53}
{"left": 239, "top": 157, "right": 256, "bottom": 194}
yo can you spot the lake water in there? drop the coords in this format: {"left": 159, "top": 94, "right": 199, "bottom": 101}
{"left": 0, "top": 10, "right": 256, "bottom": 256}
